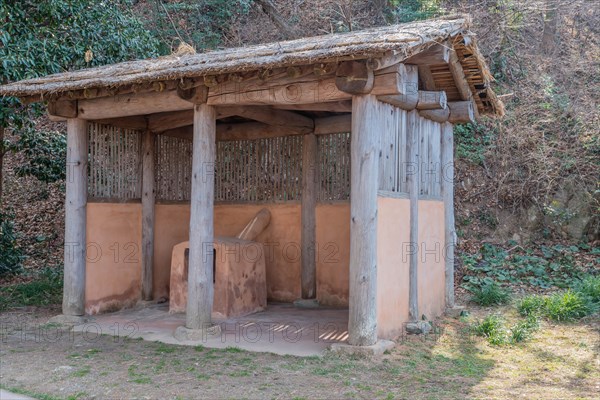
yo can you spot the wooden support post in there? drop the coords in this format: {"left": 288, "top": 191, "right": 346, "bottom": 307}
{"left": 441, "top": 123, "right": 456, "bottom": 308}
{"left": 62, "top": 118, "right": 88, "bottom": 316}
{"left": 186, "top": 103, "right": 217, "bottom": 330}
{"left": 348, "top": 94, "right": 380, "bottom": 346}
{"left": 301, "top": 133, "right": 317, "bottom": 299}
{"left": 407, "top": 110, "right": 420, "bottom": 321}
{"left": 141, "top": 130, "right": 155, "bottom": 301}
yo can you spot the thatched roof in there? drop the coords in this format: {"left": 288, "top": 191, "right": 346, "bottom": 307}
{"left": 0, "top": 15, "right": 503, "bottom": 115}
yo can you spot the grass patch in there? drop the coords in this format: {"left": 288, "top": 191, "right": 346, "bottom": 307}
{"left": 545, "top": 291, "right": 596, "bottom": 321}
{"left": 509, "top": 315, "right": 540, "bottom": 343}
{"left": 472, "top": 314, "right": 540, "bottom": 346}
{"left": 470, "top": 282, "right": 511, "bottom": 306}
{"left": 574, "top": 275, "right": 600, "bottom": 303}
{"left": 518, "top": 280, "right": 600, "bottom": 322}
{"left": 154, "top": 342, "right": 177, "bottom": 354}
{"left": 71, "top": 366, "right": 91, "bottom": 377}
{"left": 517, "top": 294, "right": 547, "bottom": 316}
{"left": 128, "top": 365, "right": 152, "bottom": 384}
{"left": 472, "top": 315, "right": 507, "bottom": 345}
{"left": 0, "top": 267, "right": 63, "bottom": 311}
{"left": 224, "top": 346, "right": 243, "bottom": 353}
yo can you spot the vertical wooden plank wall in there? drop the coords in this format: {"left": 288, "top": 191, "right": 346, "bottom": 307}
{"left": 441, "top": 122, "right": 456, "bottom": 308}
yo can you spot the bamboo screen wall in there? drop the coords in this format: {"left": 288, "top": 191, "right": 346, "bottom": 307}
{"left": 215, "top": 136, "right": 303, "bottom": 202}
{"left": 318, "top": 132, "right": 351, "bottom": 201}
{"left": 86, "top": 116, "right": 441, "bottom": 203}
{"left": 155, "top": 134, "right": 193, "bottom": 201}
{"left": 88, "top": 123, "right": 142, "bottom": 199}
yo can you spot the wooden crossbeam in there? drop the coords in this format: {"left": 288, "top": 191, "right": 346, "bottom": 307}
{"left": 223, "top": 106, "right": 314, "bottom": 128}
{"left": 404, "top": 43, "right": 450, "bottom": 65}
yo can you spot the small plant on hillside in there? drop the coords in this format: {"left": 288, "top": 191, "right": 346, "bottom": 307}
{"left": 0, "top": 210, "right": 23, "bottom": 276}
{"left": 453, "top": 122, "right": 496, "bottom": 165}
{"left": 472, "top": 314, "right": 507, "bottom": 345}
{"left": 461, "top": 243, "right": 598, "bottom": 292}
{"left": 544, "top": 290, "right": 597, "bottom": 322}
{"left": 517, "top": 295, "right": 548, "bottom": 317}
{"left": 0, "top": 267, "right": 62, "bottom": 311}
{"left": 574, "top": 275, "right": 600, "bottom": 304}
{"left": 509, "top": 315, "right": 540, "bottom": 344}
{"left": 470, "top": 282, "right": 511, "bottom": 306}
{"left": 472, "top": 313, "right": 540, "bottom": 346}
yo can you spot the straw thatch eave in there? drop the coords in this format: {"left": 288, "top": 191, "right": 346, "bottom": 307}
{"left": 0, "top": 15, "right": 504, "bottom": 116}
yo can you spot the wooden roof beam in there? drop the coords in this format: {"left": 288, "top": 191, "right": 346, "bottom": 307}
{"left": 404, "top": 43, "right": 450, "bottom": 65}
{"left": 223, "top": 106, "right": 314, "bottom": 129}
{"left": 378, "top": 90, "right": 447, "bottom": 111}
{"left": 448, "top": 47, "right": 472, "bottom": 101}
{"left": 273, "top": 101, "right": 351, "bottom": 112}
{"left": 57, "top": 63, "right": 415, "bottom": 119}
{"left": 419, "top": 101, "right": 474, "bottom": 123}
{"left": 162, "top": 120, "right": 310, "bottom": 142}
{"left": 314, "top": 114, "right": 351, "bottom": 135}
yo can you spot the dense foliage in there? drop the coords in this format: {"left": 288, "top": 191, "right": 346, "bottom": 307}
{"left": 0, "top": 210, "right": 23, "bottom": 276}
{"left": 0, "top": 0, "right": 160, "bottom": 182}
{"left": 462, "top": 242, "right": 600, "bottom": 291}
{"left": 143, "top": 0, "right": 252, "bottom": 52}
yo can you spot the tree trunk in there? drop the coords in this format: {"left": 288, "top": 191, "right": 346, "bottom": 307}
{"left": 541, "top": 0, "right": 558, "bottom": 54}
{"left": 255, "top": 0, "right": 298, "bottom": 39}
{"left": 0, "top": 125, "right": 4, "bottom": 202}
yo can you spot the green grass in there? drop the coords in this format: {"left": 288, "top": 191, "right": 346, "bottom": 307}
{"left": 574, "top": 275, "right": 600, "bottom": 303}
{"left": 545, "top": 291, "right": 595, "bottom": 321}
{"left": 517, "top": 294, "right": 548, "bottom": 316}
{"left": 0, "top": 267, "right": 62, "bottom": 311}
{"left": 224, "top": 346, "right": 243, "bottom": 353}
{"left": 71, "top": 366, "right": 91, "bottom": 377}
{"left": 472, "top": 313, "right": 540, "bottom": 346}
{"left": 509, "top": 316, "right": 539, "bottom": 343}
{"left": 518, "top": 286, "right": 599, "bottom": 322}
{"left": 470, "top": 282, "right": 511, "bottom": 306}
{"left": 472, "top": 314, "right": 507, "bottom": 345}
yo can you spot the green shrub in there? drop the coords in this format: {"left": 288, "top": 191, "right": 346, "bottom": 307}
{"left": 509, "top": 315, "right": 539, "bottom": 343}
{"left": 473, "top": 315, "right": 507, "bottom": 345}
{"left": 544, "top": 290, "right": 596, "bottom": 322}
{"left": 517, "top": 295, "right": 548, "bottom": 317}
{"left": 574, "top": 275, "right": 600, "bottom": 304}
{"left": 0, "top": 210, "right": 23, "bottom": 276}
{"left": 470, "top": 282, "right": 511, "bottom": 306}
{"left": 0, "top": 267, "right": 63, "bottom": 311}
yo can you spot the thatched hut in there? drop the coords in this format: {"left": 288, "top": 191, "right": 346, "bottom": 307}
{"left": 0, "top": 15, "right": 503, "bottom": 349}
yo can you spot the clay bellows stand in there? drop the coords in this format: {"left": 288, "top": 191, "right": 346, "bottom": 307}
{"left": 0, "top": 15, "right": 503, "bottom": 347}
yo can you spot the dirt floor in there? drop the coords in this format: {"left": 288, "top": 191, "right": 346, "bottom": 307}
{"left": 1, "top": 304, "right": 598, "bottom": 400}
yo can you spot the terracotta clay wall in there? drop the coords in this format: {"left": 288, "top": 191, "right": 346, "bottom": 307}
{"left": 316, "top": 203, "right": 350, "bottom": 306}
{"left": 375, "top": 196, "right": 446, "bottom": 339}
{"left": 151, "top": 202, "right": 352, "bottom": 306}
{"left": 85, "top": 203, "right": 142, "bottom": 314}
{"left": 85, "top": 199, "right": 444, "bottom": 323}
{"left": 417, "top": 200, "right": 446, "bottom": 320}
{"left": 376, "top": 196, "right": 411, "bottom": 339}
